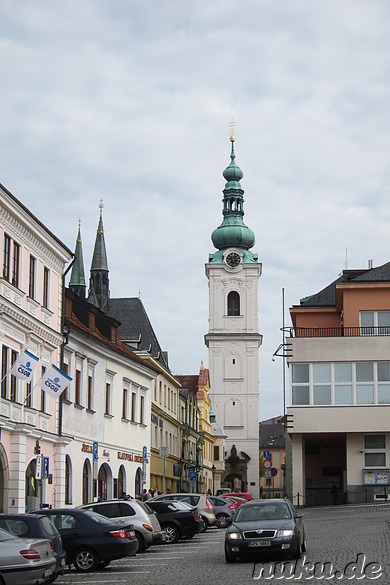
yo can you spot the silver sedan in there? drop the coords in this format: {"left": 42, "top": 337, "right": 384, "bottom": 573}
{"left": 0, "top": 527, "right": 56, "bottom": 585}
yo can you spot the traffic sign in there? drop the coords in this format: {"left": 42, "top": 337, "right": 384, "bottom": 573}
{"left": 263, "top": 450, "right": 271, "bottom": 459}
{"left": 263, "top": 459, "right": 272, "bottom": 470}
{"left": 271, "top": 467, "right": 278, "bottom": 477}
{"left": 43, "top": 457, "right": 49, "bottom": 479}
{"left": 264, "top": 470, "right": 272, "bottom": 479}
{"left": 93, "top": 441, "right": 98, "bottom": 461}
{"left": 35, "top": 455, "right": 42, "bottom": 480}
{"left": 188, "top": 467, "right": 197, "bottom": 482}
{"left": 143, "top": 445, "right": 147, "bottom": 462}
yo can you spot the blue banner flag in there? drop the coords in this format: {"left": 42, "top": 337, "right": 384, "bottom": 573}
{"left": 38, "top": 364, "right": 72, "bottom": 399}
{"left": 10, "top": 350, "right": 39, "bottom": 381}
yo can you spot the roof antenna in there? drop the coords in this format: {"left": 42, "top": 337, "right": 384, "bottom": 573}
{"left": 345, "top": 247, "right": 348, "bottom": 270}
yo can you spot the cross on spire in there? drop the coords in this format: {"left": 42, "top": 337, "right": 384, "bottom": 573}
{"left": 229, "top": 118, "right": 236, "bottom": 142}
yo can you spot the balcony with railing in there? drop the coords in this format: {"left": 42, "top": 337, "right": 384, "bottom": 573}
{"left": 288, "top": 326, "right": 390, "bottom": 338}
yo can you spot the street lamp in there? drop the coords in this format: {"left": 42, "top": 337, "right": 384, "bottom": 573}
{"left": 212, "top": 464, "right": 216, "bottom": 495}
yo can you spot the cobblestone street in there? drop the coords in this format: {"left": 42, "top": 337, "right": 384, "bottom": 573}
{"left": 53, "top": 503, "right": 390, "bottom": 585}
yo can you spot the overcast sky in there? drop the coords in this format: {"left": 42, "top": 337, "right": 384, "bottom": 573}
{"left": 1, "top": 1, "right": 390, "bottom": 421}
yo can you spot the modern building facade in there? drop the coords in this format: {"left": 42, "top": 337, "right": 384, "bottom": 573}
{"left": 0, "top": 182, "right": 72, "bottom": 512}
{"left": 287, "top": 263, "right": 390, "bottom": 506}
{"left": 205, "top": 133, "right": 262, "bottom": 496}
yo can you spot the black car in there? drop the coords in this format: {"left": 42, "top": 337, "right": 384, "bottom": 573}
{"left": 35, "top": 508, "right": 138, "bottom": 572}
{"left": 146, "top": 500, "right": 203, "bottom": 543}
{"left": 0, "top": 512, "right": 66, "bottom": 582}
{"left": 224, "top": 499, "right": 306, "bottom": 562}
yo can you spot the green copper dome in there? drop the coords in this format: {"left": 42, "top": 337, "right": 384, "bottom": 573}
{"left": 211, "top": 136, "right": 255, "bottom": 255}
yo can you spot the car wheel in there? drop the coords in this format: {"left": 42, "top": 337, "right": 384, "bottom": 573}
{"left": 74, "top": 548, "right": 99, "bottom": 572}
{"left": 224, "top": 545, "right": 237, "bottom": 563}
{"left": 216, "top": 514, "right": 230, "bottom": 528}
{"left": 135, "top": 531, "right": 145, "bottom": 553}
{"left": 292, "top": 544, "right": 302, "bottom": 560}
{"left": 98, "top": 560, "right": 111, "bottom": 569}
{"left": 200, "top": 519, "right": 208, "bottom": 533}
{"left": 301, "top": 538, "right": 307, "bottom": 553}
{"left": 163, "top": 524, "right": 180, "bottom": 544}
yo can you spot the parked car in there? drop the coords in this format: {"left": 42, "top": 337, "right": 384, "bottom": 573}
{"left": 78, "top": 499, "right": 165, "bottom": 552}
{"left": 0, "top": 513, "right": 66, "bottom": 582}
{"left": 223, "top": 495, "right": 246, "bottom": 509}
{"left": 153, "top": 493, "right": 217, "bottom": 529}
{"left": 34, "top": 508, "right": 137, "bottom": 572}
{"left": 216, "top": 488, "right": 232, "bottom": 495}
{"left": 224, "top": 499, "right": 306, "bottom": 562}
{"left": 146, "top": 499, "right": 203, "bottom": 543}
{"left": 208, "top": 496, "right": 235, "bottom": 528}
{"left": 0, "top": 526, "right": 56, "bottom": 585}
{"left": 221, "top": 492, "right": 255, "bottom": 502}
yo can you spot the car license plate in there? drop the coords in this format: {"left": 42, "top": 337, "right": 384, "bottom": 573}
{"left": 248, "top": 540, "right": 271, "bottom": 547}
{"left": 43, "top": 568, "right": 53, "bottom": 578}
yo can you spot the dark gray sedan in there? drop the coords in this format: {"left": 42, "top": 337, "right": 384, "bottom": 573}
{"left": 224, "top": 499, "right": 306, "bottom": 562}
{"left": 208, "top": 496, "right": 235, "bottom": 528}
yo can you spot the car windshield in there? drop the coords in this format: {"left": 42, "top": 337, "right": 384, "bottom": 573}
{"left": 235, "top": 503, "right": 292, "bottom": 522}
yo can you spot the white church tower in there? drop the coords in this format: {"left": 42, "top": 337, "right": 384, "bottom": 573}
{"left": 205, "top": 129, "right": 262, "bottom": 496}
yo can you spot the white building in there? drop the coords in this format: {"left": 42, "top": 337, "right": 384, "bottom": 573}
{"left": 0, "top": 182, "right": 72, "bottom": 512}
{"left": 205, "top": 135, "right": 262, "bottom": 496}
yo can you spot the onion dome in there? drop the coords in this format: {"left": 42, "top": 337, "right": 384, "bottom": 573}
{"left": 211, "top": 134, "right": 255, "bottom": 252}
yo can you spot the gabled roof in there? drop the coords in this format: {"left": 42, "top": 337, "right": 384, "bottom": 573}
{"left": 176, "top": 375, "right": 198, "bottom": 394}
{"left": 108, "top": 297, "right": 168, "bottom": 369}
{"left": 259, "top": 421, "right": 285, "bottom": 449}
{"left": 297, "top": 262, "right": 390, "bottom": 308}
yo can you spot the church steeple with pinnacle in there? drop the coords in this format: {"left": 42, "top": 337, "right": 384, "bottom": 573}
{"left": 209, "top": 126, "right": 257, "bottom": 264}
{"left": 88, "top": 200, "right": 110, "bottom": 311}
{"left": 69, "top": 220, "right": 86, "bottom": 298}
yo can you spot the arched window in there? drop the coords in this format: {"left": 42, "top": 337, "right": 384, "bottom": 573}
{"left": 135, "top": 468, "right": 142, "bottom": 499}
{"left": 98, "top": 465, "right": 107, "bottom": 501}
{"left": 82, "top": 460, "right": 90, "bottom": 504}
{"left": 228, "top": 291, "right": 240, "bottom": 316}
{"left": 118, "top": 465, "right": 125, "bottom": 498}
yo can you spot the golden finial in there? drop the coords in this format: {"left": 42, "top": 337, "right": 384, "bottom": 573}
{"left": 228, "top": 118, "right": 236, "bottom": 142}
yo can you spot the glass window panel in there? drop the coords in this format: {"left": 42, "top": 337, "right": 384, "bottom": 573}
{"left": 334, "top": 363, "right": 352, "bottom": 382}
{"left": 364, "top": 435, "right": 386, "bottom": 449}
{"left": 313, "top": 385, "right": 331, "bottom": 405}
{"left": 377, "top": 312, "right": 390, "bottom": 326}
{"left": 292, "top": 386, "right": 309, "bottom": 405}
{"left": 356, "top": 363, "right": 373, "bottom": 382}
{"left": 292, "top": 364, "right": 309, "bottom": 384}
{"left": 378, "top": 362, "right": 390, "bottom": 382}
{"left": 364, "top": 453, "right": 386, "bottom": 467}
{"left": 360, "top": 312, "right": 374, "bottom": 327}
{"left": 335, "top": 385, "right": 353, "bottom": 404}
{"left": 357, "top": 385, "right": 374, "bottom": 404}
{"left": 378, "top": 385, "right": 390, "bottom": 404}
{"left": 313, "top": 363, "right": 330, "bottom": 383}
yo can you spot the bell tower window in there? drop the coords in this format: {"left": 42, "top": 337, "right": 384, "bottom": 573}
{"left": 227, "top": 291, "right": 240, "bottom": 316}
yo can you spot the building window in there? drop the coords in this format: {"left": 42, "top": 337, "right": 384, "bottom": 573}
{"left": 131, "top": 392, "right": 136, "bottom": 422}
{"left": 227, "top": 291, "right": 240, "bottom": 316}
{"left": 60, "top": 362, "right": 69, "bottom": 401}
{"left": 364, "top": 435, "right": 386, "bottom": 467}
{"left": 10, "top": 350, "right": 17, "bottom": 402}
{"left": 43, "top": 267, "right": 50, "bottom": 308}
{"left": 40, "top": 366, "right": 46, "bottom": 412}
{"left": 75, "top": 369, "right": 81, "bottom": 405}
{"left": 65, "top": 455, "right": 72, "bottom": 505}
{"left": 87, "top": 374, "right": 93, "bottom": 410}
{"left": 214, "top": 445, "right": 220, "bottom": 461}
{"left": 361, "top": 311, "right": 390, "bottom": 335}
{"left": 1, "top": 345, "right": 8, "bottom": 398}
{"left": 140, "top": 395, "right": 144, "bottom": 425}
{"left": 11, "top": 242, "right": 20, "bottom": 288}
{"left": 82, "top": 460, "right": 90, "bottom": 504}
{"left": 105, "top": 382, "right": 111, "bottom": 415}
{"left": 25, "top": 382, "right": 32, "bottom": 408}
{"left": 3, "top": 234, "right": 10, "bottom": 280}
{"left": 29, "top": 256, "right": 36, "bottom": 299}
{"left": 123, "top": 387, "right": 128, "bottom": 419}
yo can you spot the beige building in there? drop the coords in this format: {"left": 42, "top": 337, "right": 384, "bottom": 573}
{"left": 196, "top": 362, "right": 216, "bottom": 494}
{"left": 287, "top": 263, "right": 390, "bottom": 506}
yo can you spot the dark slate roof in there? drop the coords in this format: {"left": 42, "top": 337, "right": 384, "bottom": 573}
{"left": 259, "top": 422, "right": 285, "bottom": 449}
{"left": 108, "top": 297, "right": 168, "bottom": 369}
{"left": 176, "top": 375, "right": 198, "bottom": 394}
{"left": 297, "top": 262, "right": 390, "bottom": 308}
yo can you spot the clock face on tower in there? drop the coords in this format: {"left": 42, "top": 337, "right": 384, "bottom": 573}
{"left": 226, "top": 252, "right": 241, "bottom": 268}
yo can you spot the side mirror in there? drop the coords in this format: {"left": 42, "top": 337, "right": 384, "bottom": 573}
{"left": 296, "top": 513, "right": 304, "bottom": 519}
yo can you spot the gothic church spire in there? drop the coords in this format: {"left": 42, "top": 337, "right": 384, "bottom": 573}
{"left": 88, "top": 200, "right": 110, "bottom": 310}
{"left": 69, "top": 220, "right": 86, "bottom": 298}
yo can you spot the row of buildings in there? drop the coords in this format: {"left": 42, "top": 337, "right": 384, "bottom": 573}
{"left": 0, "top": 184, "right": 229, "bottom": 512}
